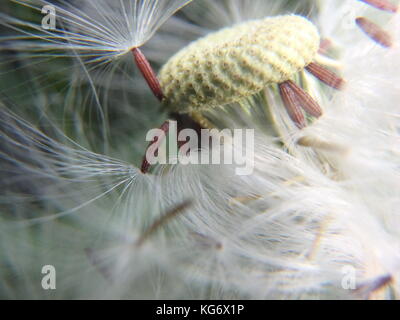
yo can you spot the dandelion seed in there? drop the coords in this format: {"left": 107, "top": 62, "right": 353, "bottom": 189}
{"left": 318, "top": 38, "right": 333, "bottom": 54}
{"left": 140, "top": 120, "right": 170, "bottom": 174}
{"left": 85, "top": 248, "right": 113, "bottom": 282}
{"left": 132, "top": 47, "right": 165, "bottom": 102}
{"left": 278, "top": 80, "right": 322, "bottom": 128}
{"left": 355, "top": 274, "right": 393, "bottom": 299}
{"left": 359, "top": 0, "right": 398, "bottom": 13}
{"left": 297, "top": 136, "right": 349, "bottom": 154}
{"left": 191, "top": 232, "right": 223, "bottom": 250}
{"left": 305, "top": 62, "right": 346, "bottom": 90}
{"left": 278, "top": 81, "right": 307, "bottom": 128}
{"left": 355, "top": 17, "right": 394, "bottom": 47}
{"left": 1, "top": 0, "right": 194, "bottom": 61}
{"left": 135, "top": 200, "right": 192, "bottom": 247}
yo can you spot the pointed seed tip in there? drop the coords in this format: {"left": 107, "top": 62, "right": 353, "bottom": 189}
{"left": 140, "top": 120, "right": 170, "bottom": 174}
{"left": 356, "top": 274, "right": 393, "bottom": 299}
{"left": 279, "top": 80, "right": 323, "bottom": 128}
{"left": 135, "top": 199, "right": 193, "bottom": 247}
{"left": 279, "top": 81, "right": 307, "bottom": 129}
{"left": 355, "top": 17, "right": 393, "bottom": 48}
{"left": 306, "top": 62, "right": 346, "bottom": 90}
{"left": 359, "top": 0, "right": 398, "bottom": 13}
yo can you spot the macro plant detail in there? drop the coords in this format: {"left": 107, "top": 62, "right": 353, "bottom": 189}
{"left": 0, "top": 0, "right": 400, "bottom": 300}
{"left": 159, "top": 14, "right": 343, "bottom": 130}
{"left": 160, "top": 15, "right": 320, "bottom": 111}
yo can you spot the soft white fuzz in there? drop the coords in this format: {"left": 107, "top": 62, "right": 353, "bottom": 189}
{"left": 1, "top": 0, "right": 193, "bottom": 62}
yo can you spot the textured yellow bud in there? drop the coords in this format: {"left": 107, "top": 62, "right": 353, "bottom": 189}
{"left": 159, "top": 15, "right": 320, "bottom": 113}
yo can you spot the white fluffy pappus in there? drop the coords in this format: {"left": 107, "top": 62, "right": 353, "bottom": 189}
{"left": 0, "top": 0, "right": 193, "bottom": 62}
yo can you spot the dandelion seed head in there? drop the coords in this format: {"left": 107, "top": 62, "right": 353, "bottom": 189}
{"left": 160, "top": 15, "right": 320, "bottom": 112}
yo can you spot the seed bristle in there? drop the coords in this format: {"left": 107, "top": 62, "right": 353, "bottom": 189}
{"left": 359, "top": 0, "right": 398, "bottom": 13}
{"left": 319, "top": 38, "right": 333, "bottom": 55}
{"left": 356, "top": 17, "right": 393, "bottom": 48}
{"left": 132, "top": 48, "right": 165, "bottom": 102}
{"left": 306, "top": 62, "right": 346, "bottom": 90}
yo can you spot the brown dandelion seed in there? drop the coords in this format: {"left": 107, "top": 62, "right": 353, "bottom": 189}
{"left": 135, "top": 200, "right": 192, "bottom": 247}
{"left": 359, "top": 0, "right": 398, "bottom": 13}
{"left": 132, "top": 47, "right": 165, "bottom": 101}
{"left": 140, "top": 120, "right": 170, "bottom": 174}
{"left": 319, "top": 38, "right": 333, "bottom": 54}
{"left": 297, "top": 136, "right": 349, "bottom": 154}
{"left": 279, "top": 82, "right": 306, "bottom": 128}
{"left": 85, "top": 248, "right": 113, "bottom": 281}
{"left": 279, "top": 80, "right": 323, "bottom": 129}
{"left": 355, "top": 17, "right": 393, "bottom": 48}
{"left": 355, "top": 274, "right": 393, "bottom": 300}
{"left": 306, "top": 62, "right": 346, "bottom": 90}
{"left": 191, "top": 232, "right": 223, "bottom": 250}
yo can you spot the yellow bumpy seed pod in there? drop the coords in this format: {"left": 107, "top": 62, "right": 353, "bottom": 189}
{"left": 159, "top": 15, "right": 320, "bottom": 113}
